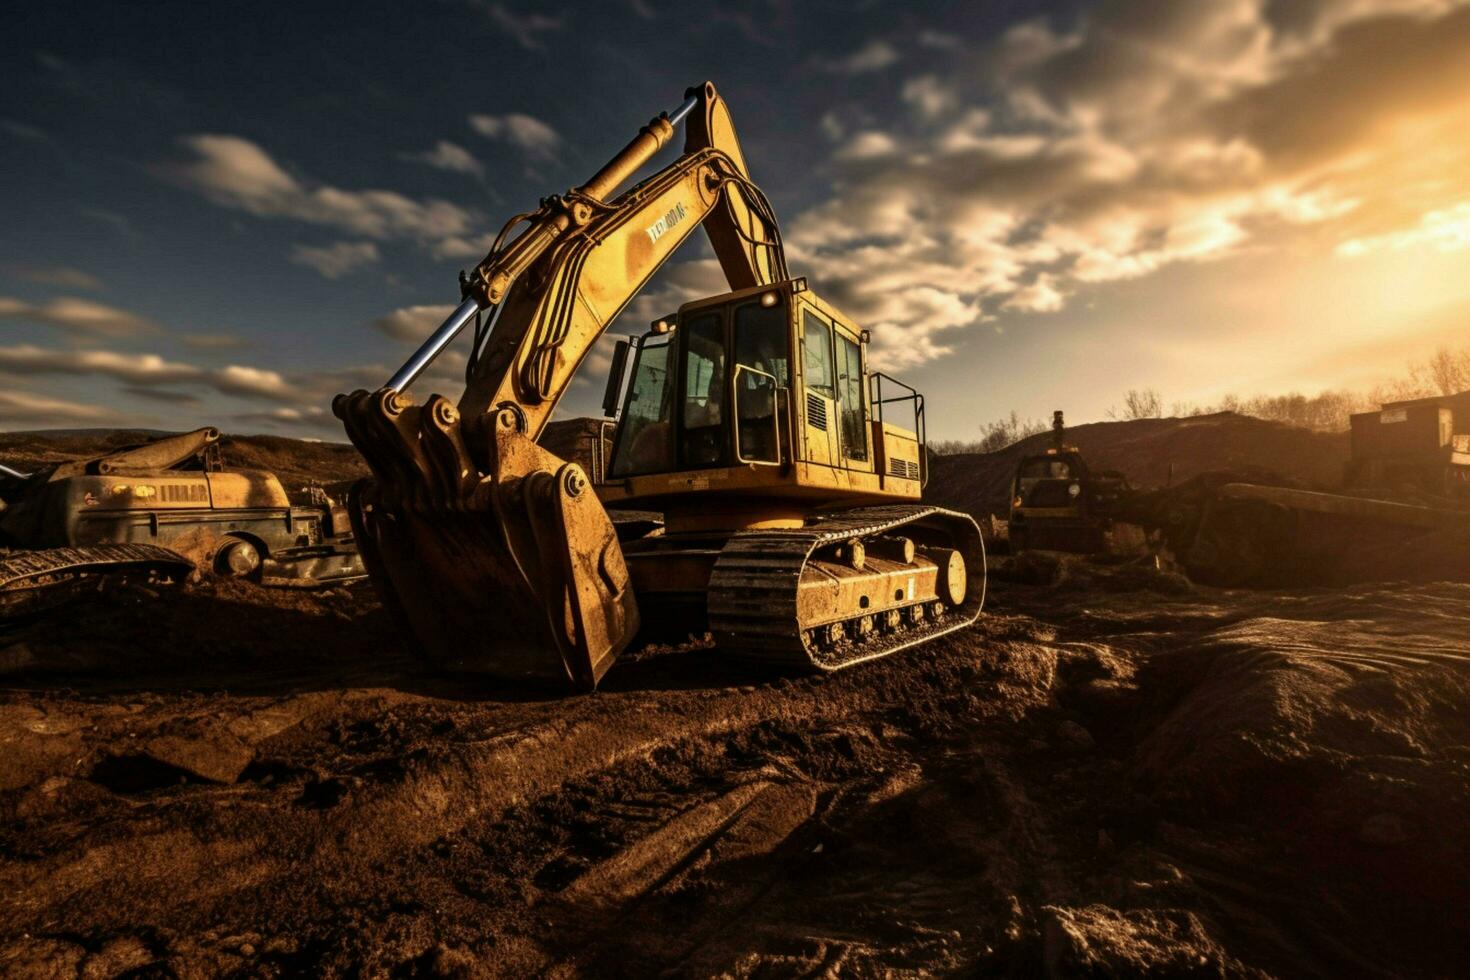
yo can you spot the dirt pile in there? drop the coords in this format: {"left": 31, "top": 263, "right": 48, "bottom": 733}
{"left": 215, "top": 434, "right": 367, "bottom": 496}
{"left": 1, "top": 570, "right": 1467, "bottom": 976}
{"left": 2, "top": 424, "right": 1466, "bottom": 975}
{"left": 926, "top": 412, "right": 1350, "bottom": 522}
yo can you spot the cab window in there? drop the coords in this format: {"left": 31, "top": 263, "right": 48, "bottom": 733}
{"left": 1020, "top": 458, "right": 1073, "bottom": 480}
{"left": 608, "top": 337, "right": 673, "bottom": 477}
{"left": 801, "top": 310, "right": 834, "bottom": 398}
{"left": 734, "top": 300, "right": 789, "bottom": 464}
{"left": 836, "top": 333, "right": 866, "bottom": 460}
{"left": 678, "top": 312, "right": 728, "bottom": 468}
{"left": 734, "top": 301, "right": 789, "bottom": 386}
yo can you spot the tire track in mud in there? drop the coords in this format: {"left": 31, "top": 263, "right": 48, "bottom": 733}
{"left": 8, "top": 577, "right": 1467, "bottom": 975}
{"left": 0, "top": 624, "right": 1057, "bottom": 951}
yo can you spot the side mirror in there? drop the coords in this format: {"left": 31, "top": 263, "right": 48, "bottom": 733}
{"left": 602, "top": 340, "right": 631, "bottom": 418}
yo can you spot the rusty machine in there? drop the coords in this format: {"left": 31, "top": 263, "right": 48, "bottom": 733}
{"left": 0, "top": 427, "right": 364, "bottom": 614}
{"left": 335, "top": 82, "right": 984, "bottom": 691}
{"left": 1008, "top": 411, "right": 1139, "bottom": 555}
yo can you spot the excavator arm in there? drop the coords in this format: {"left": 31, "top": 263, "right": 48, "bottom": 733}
{"left": 458, "top": 82, "right": 785, "bottom": 435}
{"left": 334, "top": 82, "right": 785, "bottom": 690}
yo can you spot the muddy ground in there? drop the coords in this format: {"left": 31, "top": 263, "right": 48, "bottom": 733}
{"left": 2, "top": 563, "right": 1467, "bottom": 978}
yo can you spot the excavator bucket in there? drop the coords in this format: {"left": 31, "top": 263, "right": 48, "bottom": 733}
{"left": 337, "top": 390, "right": 637, "bottom": 690}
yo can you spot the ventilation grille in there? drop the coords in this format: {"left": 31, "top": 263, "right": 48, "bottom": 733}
{"left": 806, "top": 393, "right": 828, "bottom": 431}
{"left": 888, "top": 457, "right": 921, "bottom": 481}
{"left": 159, "top": 483, "right": 209, "bottom": 504}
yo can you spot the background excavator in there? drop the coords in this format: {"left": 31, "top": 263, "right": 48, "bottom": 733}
{"left": 336, "top": 82, "right": 984, "bottom": 691}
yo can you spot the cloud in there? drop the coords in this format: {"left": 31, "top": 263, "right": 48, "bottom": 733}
{"left": 0, "top": 295, "right": 159, "bottom": 337}
{"left": 820, "top": 40, "right": 900, "bottom": 74}
{"left": 212, "top": 364, "right": 294, "bottom": 399}
{"left": 0, "top": 345, "right": 202, "bottom": 385}
{"left": 834, "top": 131, "right": 900, "bottom": 162}
{"left": 1, "top": 264, "right": 102, "bottom": 290}
{"left": 1337, "top": 200, "right": 1470, "bottom": 256}
{"left": 234, "top": 406, "right": 328, "bottom": 426}
{"left": 783, "top": 0, "right": 1470, "bottom": 370}
{"left": 0, "top": 344, "right": 299, "bottom": 403}
{"left": 482, "top": 3, "right": 563, "bottom": 50}
{"left": 469, "top": 113, "right": 560, "bottom": 157}
{"left": 373, "top": 304, "right": 459, "bottom": 342}
{"left": 122, "top": 386, "right": 203, "bottom": 405}
{"left": 163, "top": 135, "right": 475, "bottom": 244}
{"left": 1002, "top": 276, "right": 1067, "bottom": 314}
{"left": 430, "top": 232, "right": 499, "bottom": 260}
{"left": 900, "top": 76, "right": 956, "bottom": 121}
{"left": 290, "top": 240, "right": 381, "bottom": 279}
{"left": 0, "top": 390, "right": 110, "bottom": 424}
{"left": 404, "top": 140, "right": 484, "bottom": 176}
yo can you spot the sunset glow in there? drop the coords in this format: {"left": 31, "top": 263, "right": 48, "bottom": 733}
{"left": 4, "top": 1, "right": 1470, "bottom": 438}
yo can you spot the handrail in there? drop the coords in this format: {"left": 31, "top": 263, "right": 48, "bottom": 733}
{"left": 587, "top": 419, "right": 616, "bottom": 484}
{"left": 870, "top": 372, "right": 929, "bottom": 487}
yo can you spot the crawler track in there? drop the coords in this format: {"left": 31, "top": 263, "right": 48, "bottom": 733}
{"left": 707, "top": 505, "right": 985, "bottom": 670}
{"left": 0, "top": 544, "right": 194, "bottom": 618}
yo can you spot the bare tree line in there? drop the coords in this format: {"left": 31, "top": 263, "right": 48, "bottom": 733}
{"left": 931, "top": 344, "right": 1470, "bottom": 455}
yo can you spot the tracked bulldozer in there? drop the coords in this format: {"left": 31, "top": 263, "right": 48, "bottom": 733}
{"left": 336, "top": 82, "right": 984, "bottom": 690}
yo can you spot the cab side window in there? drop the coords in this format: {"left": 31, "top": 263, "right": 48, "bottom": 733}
{"left": 801, "top": 310, "right": 834, "bottom": 398}
{"left": 678, "top": 312, "right": 728, "bottom": 468}
{"left": 608, "top": 337, "right": 674, "bottom": 477}
{"left": 836, "top": 333, "right": 867, "bottom": 460}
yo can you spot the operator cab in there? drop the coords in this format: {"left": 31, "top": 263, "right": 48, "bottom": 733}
{"left": 596, "top": 278, "right": 927, "bottom": 515}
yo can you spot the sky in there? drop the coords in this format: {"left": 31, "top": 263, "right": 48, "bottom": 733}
{"left": 4, "top": 0, "right": 1470, "bottom": 442}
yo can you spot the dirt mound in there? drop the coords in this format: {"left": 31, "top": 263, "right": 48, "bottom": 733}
{"left": 2, "top": 574, "right": 1468, "bottom": 976}
{"left": 0, "top": 428, "right": 172, "bottom": 474}
{"left": 926, "top": 412, "right": 1350, "bottom": 522}
{"left": 2, "top": 423, "right": 1467, "bottom": 976}
{"left": 215, "top": 435, "right": 368, "bottom": 496}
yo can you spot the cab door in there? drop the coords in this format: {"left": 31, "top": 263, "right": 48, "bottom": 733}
{"left": 799, "top": 307, "right": 838, "bottom": 466}
{"left": 834, "top": 329, "right": 873, "bottom": 471}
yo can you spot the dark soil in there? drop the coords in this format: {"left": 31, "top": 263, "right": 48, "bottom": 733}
{"left": 2, "top": 566, "right": 1467, "bottom": 977}
{"left": 2, "top": 425, "right": 1465, "bottom": 977}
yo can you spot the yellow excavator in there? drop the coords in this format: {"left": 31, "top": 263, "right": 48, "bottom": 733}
{"left": 335, "top": 82, "right": 984, "bottom": 690}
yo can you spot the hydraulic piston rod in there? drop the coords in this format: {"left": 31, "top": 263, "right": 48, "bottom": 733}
{"left": 380, "top": 92, "right": 702, "bottom": 393}
{"left": 385, "top": 297, "right": 481, "bottom": 393}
